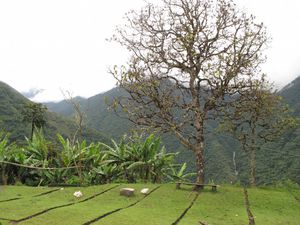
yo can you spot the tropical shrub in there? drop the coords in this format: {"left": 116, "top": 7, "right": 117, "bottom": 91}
{"left": 102, "top": 134, "right": 177, "bottom": 183}
{"left": 0, "top": 132, "right": 14, "bottom": 184}
{"left": 0, "top": 130, "right": 191, "bottom": 185}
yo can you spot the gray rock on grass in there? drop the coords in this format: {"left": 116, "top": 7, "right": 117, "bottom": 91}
{"left": 120, "top": 188, "right": 135, "bottom": 197}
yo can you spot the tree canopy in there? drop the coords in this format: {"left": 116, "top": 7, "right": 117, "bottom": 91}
{"left": 111, "top": 0, "right": 268, "bottom": 183}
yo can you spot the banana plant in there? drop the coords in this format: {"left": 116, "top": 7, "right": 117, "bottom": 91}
{"left": 168, "top": 163, "right": 196, "bottom": 182}
{"left": 23, "top": 129, "right": 50, "bottom": 168}
{"left": 0, "top": 132, "right": 14, "bottom": 185}
{"left": 23, "top": 129, "right": 51, "bottom": 185}
{"left": 101, "top": 138, "right": 134, "bottom": 182}
{"left": 127, "top": 135, "right": 176, "bottom": 183}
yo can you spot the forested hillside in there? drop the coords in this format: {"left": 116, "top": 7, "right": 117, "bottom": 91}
{"left": 0, "top": 81, "right": 108, "bottom": 144}
{"left": 44, "top": 76, "right": 300, "bottom": 184}
{"left": 45, "top": 88, "right": 240, "bottom": 183}
{"left": 1, "top": 77, "right": 297, "bottom": 185}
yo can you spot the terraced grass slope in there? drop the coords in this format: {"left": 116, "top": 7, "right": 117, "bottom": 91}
{"left": 0, "top": 184, "right": 299, "bottom": 225}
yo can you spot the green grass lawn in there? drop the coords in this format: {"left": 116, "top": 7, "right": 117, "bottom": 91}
{"left": 0, "top": 184, "right": 299, "bottom": 225}
{"left": 180, "top": 186, "right": 249, "bottom": 225}
{"left": 0, "top": 184, "right": 117, "bottom": 220}
{"left": 20, "top": 184, "right": 158, "bottom": 225}
{"left": 248, "top": 187, "right": 300, "bottom": 225}
{"left": 0, "top": 185, "right": 58, "bottom": 201}
{"left": 95, "top": 184, "right": 196, "bottom": 225}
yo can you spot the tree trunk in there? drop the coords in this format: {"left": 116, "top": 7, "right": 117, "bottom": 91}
{"left": 194, "top": 111, "right": 205, "bottom": 184}
{"left": 195, "top": 145, "right": 205, "bottom": 184}
{"left": 249, "top": 149, "right": 256, "bottom": 187}
{"left": 1, "top": 164, "right": 7, "bottom": 185}
{"left": 30, "top": 120, "right": 35, "bottom": 141}
{"left": 188, "top": 70, "right": 206, "bottom": 185}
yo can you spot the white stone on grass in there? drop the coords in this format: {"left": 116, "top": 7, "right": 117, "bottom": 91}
{"left": 140, "top": 188, "right": 149, "bottom": 195}
{"left": 73, "top": 191, "right": 83, "bottom": 198}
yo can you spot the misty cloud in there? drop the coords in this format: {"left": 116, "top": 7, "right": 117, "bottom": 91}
{"left": 22, "top": 88, "right": 45, "bottom": 99}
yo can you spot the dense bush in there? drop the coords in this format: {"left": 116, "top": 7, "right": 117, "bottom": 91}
{"left": 0, "top": 130, "right": 193, "bottom": 186}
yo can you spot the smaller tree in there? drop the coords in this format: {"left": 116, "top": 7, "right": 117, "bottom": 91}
{"left": 221, "top": 80, "right": 297, "bottom": 186}
{"left": 61, "top": 91, "right": 86, "bottom": 184}
{"left": 22, "top": 103, "right": 47, "bottom": 140}
{"left": 61, "top": 91, "right": 85, "bottom": 144}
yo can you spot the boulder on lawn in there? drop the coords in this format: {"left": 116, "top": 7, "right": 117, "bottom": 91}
{"left": 120, "top": 188, "right": 135, "bottom": 197}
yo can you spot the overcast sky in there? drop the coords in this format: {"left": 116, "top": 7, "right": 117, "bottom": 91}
{"left": 0, "top": 0, "right": 299, "bottom": 102}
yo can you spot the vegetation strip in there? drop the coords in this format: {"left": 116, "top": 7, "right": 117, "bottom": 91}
{"left": 33, "top": 188, "right": 60, "bottom": 197}
{"left": 0, "top": 188, "right": 60, "bottom": 202}
{"left": 10, "top": 185, "right": 119, "bottom": 223}
{"left": 0, "top": 197, "right": 21, "bottom": 203}
{"left": 0, "top": 217, "right": 12, "bottom": 221}
{"left": 243, "top": 188, "right": 255, "bottom": 225}
{"left": 171, "top": 192, "right": 199, "bottom": 225}
{"left": 82, "top": 185, "right": 161, "bottom": 225}
{"left": 77, "top": 185, "right": 120, "bottom": 203}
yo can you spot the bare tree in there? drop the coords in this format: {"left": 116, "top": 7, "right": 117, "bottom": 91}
{"left": 111, "top": 0, "right": 268, "bottom": 183}
{"left": 61, "top": 90, "right": 85, "bottom": 144}
{"left": 61, "top": 90, "right": 85, "bottom": 184}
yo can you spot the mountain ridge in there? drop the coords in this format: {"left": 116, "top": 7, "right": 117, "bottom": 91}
{"left": 44, "top": 77, "right": 300, "bottom": 184}
{"left": 1, "top": 78, "right": 299, "bottom": 184}
{"left": 0, "top": 81, "right": 109, "bottom": 144}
